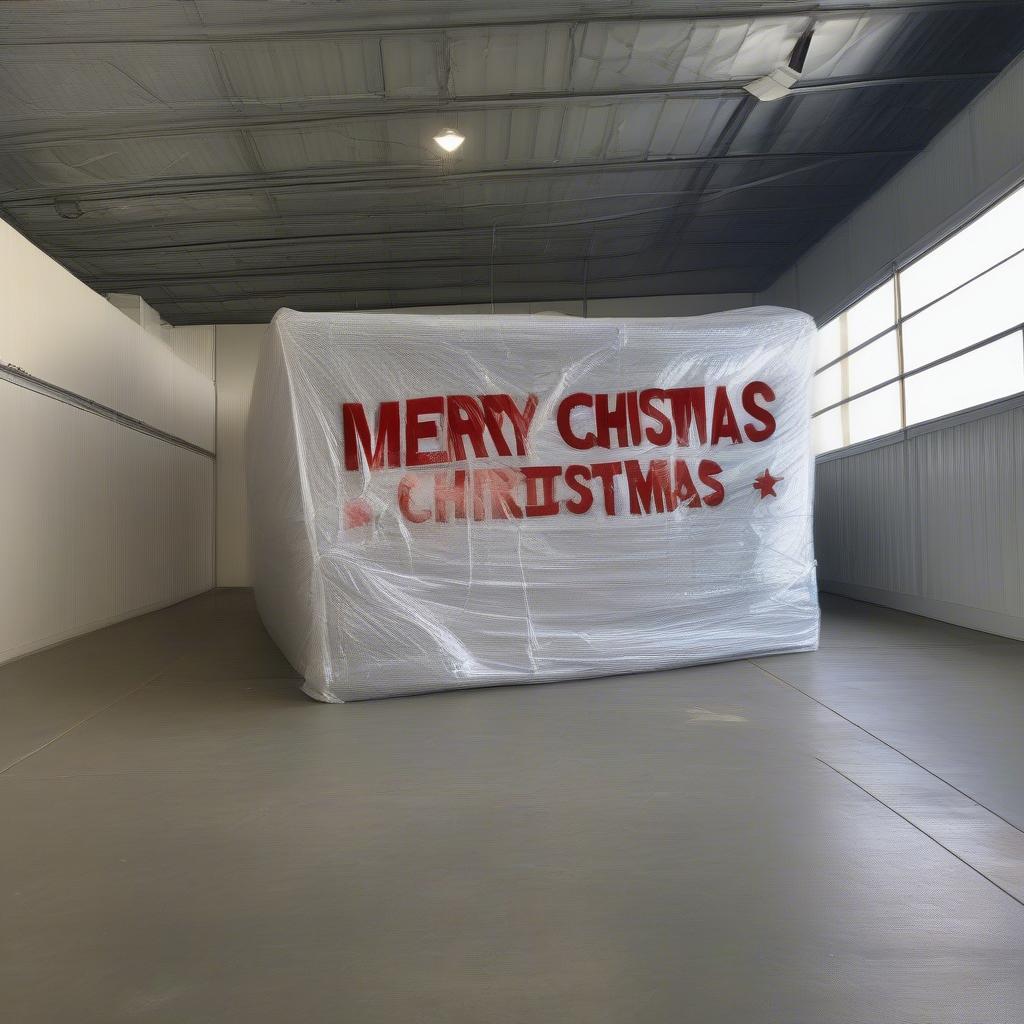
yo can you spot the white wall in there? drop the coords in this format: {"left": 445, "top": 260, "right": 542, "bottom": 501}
{"left": 214, "top": 324, "right": 264, "bottom": 587}
{"left": 758, "top": 54, "right": 1024, "bottom": 638}
{"left": 209, "top": 292, "right": 754, "bottom": 586}
{"left": 0, "top": 220, "right": 215, "bottom": 663}
{"left": 760, "top": 51, "right": 1024, "bottom": 324}
{"left": 3, "top": 228, "right": 215, "bottom": 451}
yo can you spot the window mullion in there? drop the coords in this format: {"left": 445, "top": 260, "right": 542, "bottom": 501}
{"left": 839, "top": 312, "right": 851, "bottom": 447}
{"left": 893, "top": 265, "right": 908, "bottom": 431}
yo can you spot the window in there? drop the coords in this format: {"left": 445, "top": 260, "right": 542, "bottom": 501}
{"left": 811, "top": 281, "right": 900, "bottom": 454}
{"left": 904, "top": 331, "right": 1024, "bottom": 426}
{"left": 899, "top": 185, "right": 1024, "bottom": 316}
{"left": 812, "top": 183, "right": 1024, "bottom": 455}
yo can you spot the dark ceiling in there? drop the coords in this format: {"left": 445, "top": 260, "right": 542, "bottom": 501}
{"left": 2, "top": 1, "right": 1024, "bottom": 324}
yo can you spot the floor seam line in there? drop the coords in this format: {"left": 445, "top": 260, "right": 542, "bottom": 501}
{"left": 747, "top": 659, "right": 1024, "bottom": 838}
{"left": 0, "top": 665, "right": 173, "bottom": 777}
{"left": 816, "top": 757, "right": 1024, "bottom": 910}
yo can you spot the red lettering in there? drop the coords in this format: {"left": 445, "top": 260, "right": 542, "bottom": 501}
{"left": 481, "top": 393, "right": 538, "bottom": 457}
{"left": 640, "top": 389, "right": 672, "bottom": 446}
{"left": 626, "top": 391, "right": 642, "bottom": 446}
{"left": 667, "top": 388, "right": 707, "bottom": 447}
{"left": 446, "top": 395, "right": 488, "bottom": 460}
{"left": 590, "top": 461, "right": 622, "bottom": 515}
{"left": 342, "top": 401, "right": 400, "bottom": 471}
{"left": 486, "top": 468, "right": 523, "bottom": 520}
{"left": 397, "top": 475, "right": 430, "bottom": 523}
{"left": 564, "top": 465, "right": 593, "bottom": 515}
{"left": 507, "top": 394, "right": 539, "bottom": 456}
{"left": 522, "top": 466, "right": 561, "bottom": 517}
{"left": 624, "top": 459, "right": 673, "bottom": 514}
{"left": 558, "top": 393, "right": 596, "bottom": 450}
{"left": 480, "top": 395, "right": 513, "bottom": 457}
{"left": 471, "top": 471, "right": 487, "bottom": 521}
{"left": 710, "top": 387, "right": 743, "bottom": 445}
{"left": 406, "top": 396, "right": 448, "bottom": 467}
{"left": 595, "top": 392, "right": 630, "bottom": 449}
{"left": 699, "top": 459, "right": 725, "bottom": 506}
{"left": 673, "top": 460, "right": 702, "bottom": 509}
{"left": 742, "top": 381, "right": 777, "bottom": 442}
{"left": 434, "top": 470, "right": 467, "bottom": 522}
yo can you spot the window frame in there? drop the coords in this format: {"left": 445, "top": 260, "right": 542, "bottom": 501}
{"left": 811, "top": 180, "right": 1024, "bottom": 456}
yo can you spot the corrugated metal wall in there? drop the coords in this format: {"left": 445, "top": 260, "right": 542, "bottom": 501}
{"left": 816, "top": 402, "right": 1024, "bottom": 639}
{"left": 0, "top": 220, "right": 216, "bottom": 664}
{"left": 763, "top": 54, "right": 1024, "bottom": 638}
{"left": 815, "top": 441, "right": 918, "bottom": 596}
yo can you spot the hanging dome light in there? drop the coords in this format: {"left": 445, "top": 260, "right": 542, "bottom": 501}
{"left": 433, "top": 129, "right": 465, "bottom": 153}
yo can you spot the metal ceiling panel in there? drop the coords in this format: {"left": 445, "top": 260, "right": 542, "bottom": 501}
{"left": 379, "top": 35, "right": 445, "bottom": 98}
{"left": 0, "top": 57, "right": 171, "bottom": 115}
{"left": 216, "top": 39, "right": 386, "bottom": 103}
{"left": 572, "top": 19, "right": 798, "bottom": 89}
{"left": 448, "top": 25, "right": 573, "bottom": 96}
{"left": 0, "top": 133, "right": 254, "bottom": 191}
{"left": 647, "top": 96, "right": 742, "bottom": 156}
{"left": 250, "top": 119, "right": 425, "bottom": 172}
{"left": 1, "top": 2, "right": 1023, "bottom": 321}
{"left": 803, "top": 15, "right": 899, "bottom": 79}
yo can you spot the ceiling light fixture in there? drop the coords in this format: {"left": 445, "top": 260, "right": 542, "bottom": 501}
{"left": 433, "top": 129, "right": 465, "bottom": 153}
{"left": 745, "top": 26, "right": 815, "bottom": 102}
{"left": 54, "top": 198, "right": 84, "bottom": 219}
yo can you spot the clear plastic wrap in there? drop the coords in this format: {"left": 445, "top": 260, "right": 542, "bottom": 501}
{"left": 247, "top": 307, "right": 819, "bottom": 702}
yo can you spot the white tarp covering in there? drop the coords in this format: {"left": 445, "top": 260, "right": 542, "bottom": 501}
{"left": 247, "top": 307, "right": 819, "bottom": 702}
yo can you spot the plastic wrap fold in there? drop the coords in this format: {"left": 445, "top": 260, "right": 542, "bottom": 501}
{"left": 247, "top": 307, "right": 819, "bottom": 702}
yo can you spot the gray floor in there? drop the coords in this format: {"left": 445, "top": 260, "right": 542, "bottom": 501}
{"left": 2, "top": 591, "right": 1023, "bottom": 1024}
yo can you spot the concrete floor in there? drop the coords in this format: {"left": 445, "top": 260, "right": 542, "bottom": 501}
{"left": 1, "top": 591, "right": 1023, "bottom": 1024}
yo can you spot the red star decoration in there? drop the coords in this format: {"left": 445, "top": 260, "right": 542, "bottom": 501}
{"left": 753, "top": 469, "right": 782, "bottom": 499}
{"left": 343, "top": 498, "right": 373, "bottom": 528}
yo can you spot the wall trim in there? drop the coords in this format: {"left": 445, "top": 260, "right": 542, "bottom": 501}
{"left": 819, "top": 580, "right": 1024, "bottom": 642}
{"left": 816, "top": 390, "right": 1024, "bottom": 464}
{"left": 0, "top": 361, "right": 215, "bottom": 460}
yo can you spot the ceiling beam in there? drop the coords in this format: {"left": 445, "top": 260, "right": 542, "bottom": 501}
{"left": 0, "top": 71, "right": 994, "bottom": 151}
{"left": 1, "top": 2, "right": 1019, "bottom": 45}
{"left": 46, "top": 226, "right": 814, "bottom": 265}
{"left": 93, "top": 252, "right": 787, "bottom": 294}
{"left": 120, "top": 271, "right": 780, "bottom": 313}
{"left": 0, "top": 148, "right": 913, "bottom": 205}
{"left": 21, "top": 194, "right": 859, "bottom": 243}
{"left": 76, "top": 234, "right": 810, "bottom": 288}
{"left": 17, "top": 155, "right": 863, "bottom": 256}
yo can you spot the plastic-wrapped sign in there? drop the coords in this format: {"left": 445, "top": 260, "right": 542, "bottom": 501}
{"left": 247, "top": 308, "right": 819, "bottom": 702}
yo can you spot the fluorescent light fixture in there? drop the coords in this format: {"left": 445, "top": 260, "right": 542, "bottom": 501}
{"left": 433, "top": 129, "right": 465, "bottom": 153}
{"left": 745, "top": 26, "right": 814, "bottom": 102}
